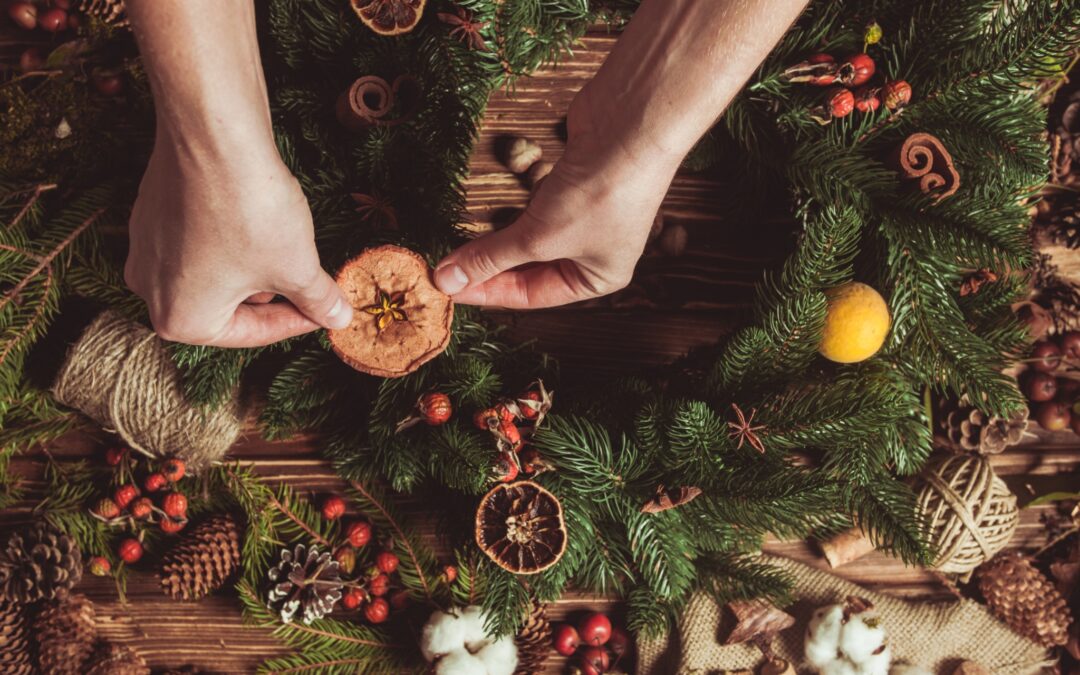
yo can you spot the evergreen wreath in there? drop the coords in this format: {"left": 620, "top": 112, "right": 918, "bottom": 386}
{"left": 2, "top": 0, "right": 1078, "bottom": 658}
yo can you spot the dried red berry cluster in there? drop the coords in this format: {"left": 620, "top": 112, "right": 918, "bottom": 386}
{"left": 472, "top": 380, "right": 554, "bottom": 483}
{"left": 552, "top": 611, "right": 633, "bottom": 675}
{"left": 1021, "top": 331, "right": 1080, "bottom": 433}
{"left": 782, "top": 49, "right": 912, "bottom": 124}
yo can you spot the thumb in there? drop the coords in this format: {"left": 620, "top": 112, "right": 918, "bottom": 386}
{"left": 279, "top": 268, "right": 354, "bottom": 330}
{"left": 434, "top": 223, "right": 539, "bottom": 295}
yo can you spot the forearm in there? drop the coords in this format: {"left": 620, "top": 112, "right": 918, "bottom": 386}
{"left": 574, "top": 0, "right": 808, "bottom": 167}
{"left": 126, "top": 0, "right": 275, "bottom": 162}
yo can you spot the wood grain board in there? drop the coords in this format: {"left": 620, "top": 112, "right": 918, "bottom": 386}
{"left": 3, "top": 30, "right": 1078, "bottom": 674}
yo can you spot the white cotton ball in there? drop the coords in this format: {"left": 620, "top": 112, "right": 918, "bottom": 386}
{"left": 459, "top": 605, "right": 491, "bottom": 651}
{"left": 475, "top": 635, "right": 519, "bottom": 675}
{"left": 421, "top": 610, "right": 468, "bottom": 663}
{"left": 806, "top": 604, "right": 845, "bottom": 670}
{"left": 890, "top": 665, "right": 931, "bottom": 675}
{"left": 820, "top": 663, "right": 860, "bottom": 675}
{"left": 838, "top": 613, "right": 889, "bottom": 664}
{"left": 435, "top": 648, "right": 488, "bottom": 675}
{"left": 859, "top": 646, "right": 891, "bottom": 675}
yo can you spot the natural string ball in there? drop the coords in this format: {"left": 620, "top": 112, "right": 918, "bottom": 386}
{"left": 51, "top": 310, "right": 241, "bottom": 472}
{"left": 914, "top": 454, "right": 1018, "bottom": 577}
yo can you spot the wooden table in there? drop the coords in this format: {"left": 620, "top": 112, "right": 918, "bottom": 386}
{"left": 6, "top": 31, "right": 1079, "bottom": 674}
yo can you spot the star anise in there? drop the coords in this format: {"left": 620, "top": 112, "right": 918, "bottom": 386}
{"left": 437, "top": 7, "right": 488, "bottom": 51}
{"left": 728, "top": 403, "right": 766, "bottom": 454}
{"left": 350, "top": 192, "right": 398, "bottom": 230}
{"left": 363, "top": 291, "right": 407, "bottom": 331}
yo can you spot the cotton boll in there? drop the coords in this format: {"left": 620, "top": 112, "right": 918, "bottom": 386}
{"left": 806, "top": 604, "right": 845, "bottom": 669}
{"left": 890, "top": 665, "right": 931, "bottom": 675}
{"left": 459, "top": 605, "right": 491, "bottom": 652}
{"left": 435, "top": 648, "right": 488, "bottom": 675}
{"left": 421, "top": 610, "right": 468, "bottom": 662}
{"left": 475, "top": 635, "right": 519, "bottom": 675}
{"left": 860, "top": 646, "right": 891, "bottom": 675}
{"left": 838, "top": 613, "right": 888, "bottom": 664}
{"left": 820, "top": 663, "right": 860, "bottom": 675}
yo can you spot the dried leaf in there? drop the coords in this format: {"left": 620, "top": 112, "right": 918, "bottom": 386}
{"left": 723, "top": 599, "right": 795, "bottom": 645}
{"left": 640, "top": 485, "right": 703, "bottom": 514}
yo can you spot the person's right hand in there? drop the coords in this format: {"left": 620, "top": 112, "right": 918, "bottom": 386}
{"left": 124, "top": 137, "right": 353, "bottom": 348}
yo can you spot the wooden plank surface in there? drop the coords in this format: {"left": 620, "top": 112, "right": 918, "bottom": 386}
{"left": 4, "top": 30, "right": 1078, "bottom": 675}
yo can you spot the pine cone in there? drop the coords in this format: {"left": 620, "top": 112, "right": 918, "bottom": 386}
{"left": 266, "top": 544, "right": 343, "bottom": 625}
{"left": 159, "top": 514, "right": 241, "bottom": 601}
{"left": 0, "top": 520, "right": 82, "bottom": 604}
{"left": 937, "top": 397, "right": 1027, "bottom": 454}
{"left": 978, "top": 552, "right": 1074, "bottom": 647}
{"left": 514, "top": 602, "right": 550, "bottom": 675}
{"left": 85, "top": 643, "right": 150, "bottom": 675}
{"left": 0, "top": 597, "right": 32, "bottom": 675}
{"left": 77, "top": 0, "right": 129, "bottom": 27}
{"left": 33, "top": 592, "right": 98, "bottom": 674}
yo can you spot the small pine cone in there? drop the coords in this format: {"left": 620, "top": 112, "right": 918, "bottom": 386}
{"left": 0, "top": 520, "right": 82, "bottom": 604}
{"left": 514, "top": 602, "right": 550, "bottom": 675}
{"left": 77, "top": 0, "right": 129, "bottom": 27}
{"left": 978, "top": 552, "right": 1073, "bottom": 647}
{"left": 84, "top": 643, "right": 150, "bottom": 675}
{"left": 33, "top": 593, "right": 98, "bottom": 675}
{"left": 159, "top": 514, "right": 241, "bottom": 601}
{"left": 937, "top": 397, "right": 1027, "bottom": 454}
{"left": 0, "top": 597, "right": 32, "bottom": 675}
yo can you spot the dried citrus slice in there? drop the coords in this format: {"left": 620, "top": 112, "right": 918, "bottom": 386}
{"left": 475, "top": 481, "right": 567, "bottom": 575}
{"left": 350, "top": 0, "right": 426, "bottom": 36}
{"left": 329, "top": 245, "right": 453, "bottom": 378}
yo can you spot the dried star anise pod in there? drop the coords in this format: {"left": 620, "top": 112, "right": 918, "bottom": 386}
{"left": 475, "top": 481, "right": 567, "bottom": 574}
{"left": 437, "top": 6, "right": 488, "bottom": 51}
{"left": 266, "top": 544, "right": 343, "bottom": 625}
{"left": 351, "top": 192, "right": 398, "bottom": 230}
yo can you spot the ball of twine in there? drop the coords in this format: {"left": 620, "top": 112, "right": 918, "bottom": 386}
{"left": 915, "top": 454, "right": 1018, "bottom": 577}
{"left": 51, "top": 310, "right": 241, "bottom": 472}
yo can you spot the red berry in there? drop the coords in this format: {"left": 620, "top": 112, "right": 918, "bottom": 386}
{"left": 113, "top": 484, "right": 139, "bottom": 510}
{"left": 518, "top": 390, "right": 542, "bottom": 420}
{"left": 342, "top": 587, "right": 364, "bottom": 610}
{"left": 473, "top": 408, "right": 500, "bottom": 430}
{"left": 580, "top": 645, "right": 609, "bottom": 672}
{"left": 552, "top": 624, "right": 581, "bottom": 656}
{"left": 7, "top": 2, "right": 37, "bottom": 30}
{"left": 93, "top": 498, "right": 121, "bottom": 520}
{"left": 853, "top": 86, "right": 881, "bottom": 113}
{"left": 117, "top": 538, "right": 143, "bottom": 564}
{"left": 419, "top": 392, "right": 453, "bottom": 425}
{"left": 841, "top": 53, "right": 875, "bottom": 86}
{"left": 375, "top": 550, "right": 399, "bottom": 574}
{"left": 104, "top": 446, "right": 127, "bottom": 467}
{"left": 498, "top": 420, "right": 522, "bottom": 450}
{"left": 806, "top": 52, "right": 838, "bottom": 86}
{"left": 130, "top": 497, "right": 153, "bottom": 520}
{"left": 1025, "top": 371, "right": 1058, "bottom": 402}
{"left": 88, "top": 556, "right": 111, "bottom": 576}
{"left": 881, "top": 80, "right": 912, "bottom": 110}
{"left": 578, "top": 613, "right": 612, "bottom": 647}
{"left": 19, "top": 47, "right": 43, "bottom": 73}
{"left": 1036, "top": 400, "right": 1071, "bottom": 431}
{"left": 578, "top": 662, "right": 602, "bottom": 675}
{"left": 496, "top": 403, "right": 515, "bottom": 423}
{"left": 92, "top": 71, "right": 124, "bottom": 97}
{"left": 37, "top": 7, "right": 67, "bottom": 32}
{"left": 162, "top": 458, "right": 186, "bottom": 482}
{"left": 144, "top": 472, "right": 168, "bottom": 493}
{"left": 494, "top": 451, "right": 519, "bottom": 482}
{"left": 160, "top": 517, "right": 186, "bottom": 534}
{"left": 162, "top": 492, "right": 188, "bottom": 518}
{"left": 363, "top": 597, "right": 389, "bottom": 623}
{"left": 1060, "top": 331, "right": 1080, "bottom": 360}
{"left": 334, "top": 546, "right": 357, "bottom": 575}
{"left": 322, "top": 496, "right": 347, "bottom": 521}
{"left": 368, "top": 573, "right": 390, "bottom": 596}
{"left": 53, "top": 0, "right": 72, "bottom": 9}
{"left": 827, "top": 87, "right": 855, "bottom": 118}
{"left": 608, "top": 626, "right": 631, "bottom": 658}
{"left": 345, "top": 520, "right": 372, "bottom": 548}
{"left": 1032, "top": 341, "right": 1063, "bottom": 372}
{"left": 442, "top": 564, "right": 458, "bottom": 583}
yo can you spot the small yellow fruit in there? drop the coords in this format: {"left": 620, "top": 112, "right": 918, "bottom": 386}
{"left": 818, "top": 282, "right": 891, "bottom": 363}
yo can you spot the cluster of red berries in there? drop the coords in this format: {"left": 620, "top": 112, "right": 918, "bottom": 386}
{"left": 552, "top": 612, "right": 632, "bottom": 675}
{"left": 473, "top": 381, "right": 553, "bottom": 483}
{"left": 783, "top": 50, "right": 912, "bottom": 124}
{"left": 321, "top": 494, "right": 423, "bottom": 625}
{"left": 1021, "top": 331, "right": 1080, "bottom": 433}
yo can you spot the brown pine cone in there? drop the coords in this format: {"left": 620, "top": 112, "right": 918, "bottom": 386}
{"left": 0, "top": 520, "right": 82, "bottom": 604}
{"left": 159, "top": 514, "right": 241, "bottom": 601}
{"left": 33, "top": 592, "right": 98, "bottom": 674}
{"left": 514, "top": 602, "right": 550, "bottom": 675}
{"left": 84, "top": 643, "right": 150, "bottom": 675}
{"left": 937, "top": 397, "right": 1027, "bottom": 454}
{"left": 978, "top": 552, "right": 1074, "bottom": 647}
{"left": 77, "top": 0, "right": 129, "bottom": 26}
{"left": 0, "top": 597, "right": 32, "bottom": 675}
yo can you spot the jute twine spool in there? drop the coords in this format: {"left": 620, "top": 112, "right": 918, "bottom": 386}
{"left": 914, "top": 454, "right": 1018, "bottom": 577}
{"left": 51, "top": 310, "right": 241, "bottom": 472}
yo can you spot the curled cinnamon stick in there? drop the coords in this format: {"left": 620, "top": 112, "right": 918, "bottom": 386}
{"left": 888, "top": 132, "right": 960, "bottom": 203}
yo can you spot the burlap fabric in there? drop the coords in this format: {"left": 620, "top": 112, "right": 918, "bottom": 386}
{"left": 637, "top": 555, "right": 1052, "bottom": 675}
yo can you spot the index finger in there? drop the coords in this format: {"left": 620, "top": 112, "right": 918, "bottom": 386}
{"left": 206, "top": 301, "right": 322, "bottom": 347}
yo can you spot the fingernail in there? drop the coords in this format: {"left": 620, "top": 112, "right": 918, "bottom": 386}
{"left": 325, "top": 298, "right": 353, "bottom": 329}
{"left": 435, "top": 264, "right": 469, "bottom": 295}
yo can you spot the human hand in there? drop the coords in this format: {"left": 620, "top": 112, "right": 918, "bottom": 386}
{"left": 125, "top": 138, "right": 353, "bottom": 347}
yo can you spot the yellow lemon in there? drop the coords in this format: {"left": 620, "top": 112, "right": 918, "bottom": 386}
{"left": 818, "top": 282, "right": 891, "bottom": 363}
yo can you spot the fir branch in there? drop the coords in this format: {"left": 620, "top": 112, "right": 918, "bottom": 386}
{"left": 348, "top": 480, "right": 435, "bottom": 603}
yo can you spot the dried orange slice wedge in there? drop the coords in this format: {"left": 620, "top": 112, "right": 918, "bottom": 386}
{"left": 350, "top": 0, "right": 427, "bottom": 36}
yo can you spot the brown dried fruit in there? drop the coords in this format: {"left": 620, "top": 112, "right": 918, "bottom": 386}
{"left": 475, "top": 480, "right": 567, "bottom": 574}
{"left": 723, "top": 599, "right": 795, "bottom": 646}
{"left": 640, "top": 485, "right": 702, "bottom": 513}
{"left": 329, "top": 245, "right": 453, "bottom": 378}
{"left": 350, "top": 0, "right": 426, "bottom": 36}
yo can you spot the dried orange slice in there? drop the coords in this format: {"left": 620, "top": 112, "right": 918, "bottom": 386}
{"left": 329, "top": 245, "right": 453, "bottom": 378}
{"left": 350, "top": 0, "right": 427, "bottom": 36}
{"left": 475, "top": 481, "right": 567, "bottom": 575}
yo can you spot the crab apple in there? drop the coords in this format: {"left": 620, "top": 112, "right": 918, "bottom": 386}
{"left": 418, "top": 392, "right": 452, "bottom": 425}
{"left": 607, "top": 626, "right": 631, "bottom": 658}
{"left": 92, "top": 71, "right": 124, "bottom": 97}
{"left": 345, "top": 520, "right": 372, "bottom": 548}
{"left": 853, "top": 86, "right": 881, "bottom": 113}
{"left": 842, "top": 53, "right": 875, "bottom": 86}
{"left": 494, "top": 451, "right": 519, "bottom": 482}
{"left": 7, "top": 2, "right": 37, "bottom": 30}
{"left": 88, "top": 556, "right": 111, "bottom": 576}
{"left": 578, "top": 662, "right": 602, "bottom": 675}
{"left": 364, "top": 597, "right": 389, "bottom": 623}
{"left": 881, "top": 80, "right": 912, "bottom": 110}
{"left": 578, "top": 612, "right": 612, "bottom": 646}
{"left": 1032, "top": 341, "right": 1063, "bottom": 372}
{"left": 104, "top": 446, "right": 127, "bottom": 466}
{"left": 130, "top": 497, "right": 153, "bottom": 520}
{"left": 37, "top": 7, "right": 67, "bottom": 32}
{"left": 580, "top": 646, "right": 610, "bottom": 672}
{"left": 1024, "top": 371, "right": 1058, "bottom": 402}
{"left": 342, "top": 587, "right": 365, "bottom": 610}
{"left": 162, "top": 457, "right": 186, "bottom": 482}
{"left": 160, "top": 517, "right": 186, "bottom": 534}
{"left": 368, "top": 573, "right": 390, "bottom": 596}
{"left": 498, "top": 419, "right": 522, "bottom": 450}
{"left": 162, "top": 492, "right": 188, "bottom": 518}
{"left": 375, "top": 550, "right": 399, "bottom": 574}
{"left": 1060, "top": 331, "right": 1080, "bottom": 360}
{"left": 118, "top": 538, "right": 143, "bottom": 564}
{"left": 1036, "top": 401, "right": 1072, "bottom": 431}
{"left": 552, "top": 624, "right": 581, "bottom": 656}
{"left": 321, "top": 495, "right": 346, "bottom": 521}
{"left": 113, "top": 484, "right": 139, "bottom": 510}
{"left": 144, "top": 472, "right": 168, "bottom": 493}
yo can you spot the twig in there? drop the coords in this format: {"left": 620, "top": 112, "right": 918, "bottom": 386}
{"left": 4, "top": 183, "right": 57, "bottom": 230}
{"left": 349, "top": 480, "right": 433, "bottom": 601}
{"left": 0, "top": 264, "right": 52, "bottom": 369}
{"left": 238, "top": 583, "right": 399, "bottom": 649}
{"left": 1032, "top": 525, "right": 1079, "bottom": 559}
{"left": 265, "top": 490, "right": 332, "bottom": 549}
{"left": 0, "top": 69, "right": 63, "bottom": 89}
